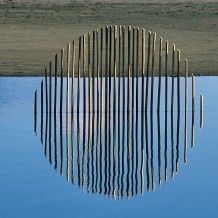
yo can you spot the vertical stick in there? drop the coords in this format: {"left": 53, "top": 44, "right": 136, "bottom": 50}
{"left": 122, "top": 26, "right": 125, "bottom": 114}
{"left": 45, "top": 68, "right": 48, "bottom": 114}
{"left": 165, "top": 41, "right": 169, "bottom": 112}
{"left": 109, "top": 25, "right": 112, "bottom": 113}
{"left": 171, "top": 44, "right": 175, "bottom": 112}
{"left": 92, "top": 31, "right": 95, "bottom": 113}
{"left": 60, "top": 48, "right": 64, "bottom": 114}
{"left": 132, "top": 26, "right": 135, "bottom": 113}
{"left": 157, "top": 38, "right": 162, "bottom": 112}
{"left": 77, "top": 37, "right": 82, "bottom": 114}
{"left": 184, "top": 59, "right": 188, "bottom": 163}
{"left": 150, "top": 32, "right": 156, "bottom": 112}
{"left": 71, "top": 41, "right": 75, "bottom": 113}
{"left": 118, "top": 25, "right": 122, "bottom": 114}
{"left": 96, "top": 30, "right": 100, "bottom": 113}
{"left": 54, "top": 54, "right": 57, "bottom": 114}
{"left": 141, "top": 28, "right": 145, "bottom": 113}
{"left": 127, "top": 26, "right": 131, "bottom": 113}
{"left": 88, "top": 32, "right": 92, "bottom": 114}
{"left": 145, "top": 31, "right": 151, "bottom": 111}
{"left": 34, "top": 90, "right": 37, "bottom": 115}
{"left": 83, "top": 35, "right": 86, "bottom": 113}
{"left": 177, "top": 50, "right": 181, "bottom": 112}
{"left": 66, "top": 43, "right": 71, "bottom": 114}
{"left": 41, "top": 80, "right": 43, "bottom": 114}
{"left": 49, "top": 61, "right": 52, "bottom": 114}
{"left": 113, "top": 25, "right": 117, "bottom": 113}
{"left": 200, "top": 94, "right": 203, "bottom": 129}
{"left": 136, "top": 27, "right": 139, "bottom": 113}
{"left": 191, "top": 74, "right": 195, "bottom": 147}
{"left": 100, "top": 28, "right": 103, "bottom": 114}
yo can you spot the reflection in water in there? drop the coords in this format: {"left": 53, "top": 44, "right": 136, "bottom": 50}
{"left": 34, "top": 89, "right": 202, "bottom": 199}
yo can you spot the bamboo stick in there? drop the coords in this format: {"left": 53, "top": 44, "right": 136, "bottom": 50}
{"left": 127, "top": 26, "right": 131, "bottom": 113}
{"left": 97, "top": 29, "right": 100, "bottom": 113}
{"left": 136, "top": 27, "right": 139, "bottom": 113}
{"left": 141, "top": 28, "right": 145, "bottom": 113}
{"left": 113, "top": 25, "right": 117, "bottom": 113}
{"left": 191, "top": 74, "right": 195, "bottom": 147}
{"left": 49, "top": 61, "right": 52, "bottom": 114}
{"left": 184, "top": 59, "right": 188, "bottom": 163}
{"left": 132, "top": 26, "right": 135, "bottom": 113}
{"left": 41, "top": 80, "right": 43, "bottom": 114}
{"left": 92, "top": 31, "right": 96, "bottom": 113}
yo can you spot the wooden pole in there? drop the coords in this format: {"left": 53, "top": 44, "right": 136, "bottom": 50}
{"left": 184, "top": 59, "right": 188, "bottom": 163}
{"left": 49, "top": 61, "right": 52, "bottom": 114}
{"left": 145, "top": 31, "right": 151, "bottom": 111}
{"left": 34, "top": 89, "right": 37, "bottom": 115}
{"left": 71, "top": 41, "right": 75, "bottom": 113}
{"left": 141, "top": 28, "right": 145, "bottom": 113}
{"left": 54, "top": 54, "right": 57, "bottom": 114}
{"left": 45, "top": 68, "right": 48, "bottom": 114}
{"left": 97, "top": 29, "right": 100, "bottom": 113}
{"left": 122, "top": 26, "right": 125, "bottom": 114}
{"left": 83, "top": 35, "right": 86, "bottom": 113}
{"left": 109, "top": 25, "right": 112, "bottom": 113}
{"left": 66, "top": 43, "right": 71, "bottom": 114}
{"left": 132, "top": 26, "right": 135, "bottom": 113}
{"left": 127, "top": 26, "right": 131, "bottom": 113}
{"left": 118, "top": 25, "right": 122, "bottom": 114}
{"left": 88, "top": 32, "right": 92, "bottom": 114}
{"left": 136, "top": 27, "right": 139, "bottom": 113}
{"left": 157, "top": 38, "right": 162, "bottom": 112}
{"left": 60, "top": 48, "right": 64, "bottom": 114}
{"left": 177, "top": 50, "right": 181, "bottom": 112}
{"left": 41, "top": 80, "right": 43, "bottom": 114}
{"left": 165, "top": 40, "right": 169, "bottom": 112}
{"left": 100, "top": 28, "right": 103, "bottom": 114}
{"left": 113, "top": 25, "right": 117, "bottom": 113}
{"left": 171, "top": 44, "right": 175, "bottom": 112}
{"left": 92, "top": 31, "right": 95, "bottom": 114}
{"left": 150, "top": 32, "right": 156, "bottom": 112}
{"left": 191, "top": 74, "right": 195, "bottom": 147}
{"left": 77, "top": 37, "right": 82, "bottom": 114}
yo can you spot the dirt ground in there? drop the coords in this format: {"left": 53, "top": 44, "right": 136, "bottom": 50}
{"left": 0, "top": 1, "right": 217, "bottom": 76}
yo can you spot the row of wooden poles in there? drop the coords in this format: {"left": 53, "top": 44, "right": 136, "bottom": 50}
{"left": 33, "top": 25, "right": 199, "bottom": 115}
{"left": 34, "top": 101, "right": 198, "bottom": 198}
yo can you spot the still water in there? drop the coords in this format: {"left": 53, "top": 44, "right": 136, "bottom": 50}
{"left": 0, "top": 77, "right": 217, "bottom": 218}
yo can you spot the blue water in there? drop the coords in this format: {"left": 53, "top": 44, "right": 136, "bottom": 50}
{"left": 0, "top": 77, "right": 217, "bottom": 218}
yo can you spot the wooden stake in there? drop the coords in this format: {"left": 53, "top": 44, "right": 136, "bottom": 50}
{"left": 157, "top": 37, "right": 162, "bottom": 112}
{"left": 88, "top": 32, "right": 92, "bottom": 114}
{"left": 45, "top": 68, "right": 48, "bottom": 114}
{"left": 150, "top": 32, "right": 156, "bottom": 112}
{"left": 41, "top": 80, "right": 43, "bottom": 114}
{"left": 165, "top": 40, "right": 169, "bottom": 112}
{"left": 184, "top": 59, "right": 188, "bottom": 163}
{"left": 177, "top": 50, "right": 181, "bottom": 112}
{"left": 122, "top": 26, "right": 125, "bottom": 114}
{"left": 77, "top": 37, "right": 82, "bottom": 114}
{"left": 145, "top": 31, "right": 151, "bottom": 111}
{"left": 113, "top": 25, "right": 117, "bottom": 113}
{"left": 97, "top": 29, "right": 100, "bottom": 113}
{"left": 54, "top": 54, "right": 57, "bottom": 114}
{"left": 191, "top": 74, "right": 195, "bottom": 147}
{"left": 141, "top": 28, "right": 145, "bottom": 113}
{"left": 34, "top": 89, "right": 37, "bottom": 115}
{"left": 136, "top": 27, "right": 139, "bottom": 113}
{"left": 92, "top": 31, "right": 96, "bottom": 113}
{"left": 171, "top": 44, "right": 175, "bottom": 112}
{"left": 60, "top": 48, "right": 64, "bottom": 113}
{"left": 83, "top": 35, "right": 86, "bottom": 113}
{"left": 127, "top": 26, "right": 131, "bottom": 113}
{"left": 71, "top": 41, "right": 75, "bottom": 113}
{"left": 49, "top": 61, "right": 52, "bottom": 114}
{"left": 132, "top": 26, "right": 135, "bottom": 113}
{"left": 66, "top": 43, "right": 71, "bottom": 114}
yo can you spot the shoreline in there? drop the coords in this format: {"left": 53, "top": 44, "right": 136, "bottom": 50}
{"left": 0, "top": 2, "right": 217, "bottom": 76}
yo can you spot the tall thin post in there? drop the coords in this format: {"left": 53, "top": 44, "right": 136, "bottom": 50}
{"left": 184, "top": 59, "right": 188, "bottom": 163}
{"left": 41, "top": 80, "right": 43, "bottom": 114}
{"left": 177, "top": 50, "right": 181, "bottom": 112}
{"left": 92, "top": 31, "right": 96, "bottom": 113}
{"left": 145, "top": 31, "right": 151, "bottom": 111}
{"left": 165, "top": 40, "right": 169, "bottom": 112}
{"left": 83, "top": 35, "right": 86, "bottom": 113}
{"left": 71, "top": 41, "right": 75, "bottom": 113}
{"left": 171, "top": 44, "right": 175, "bottom": 112}
{"left": 60, "top": 48, "right": 64, "bottom": 113}
{"left": 45, "top": 68, "right": 48, "bottom": 114}
{"left": 49, "top": 61, "right": 52, "bottom": 114}
{"left": 54, "top": 54, "right": 58, "bottom": 114}
{"left": 34, "top": 90, "right": 37, "bottom": 115}
{"left": 141, "top": 28, "right": 145, "bottom": 113}
{"left": 127, "top": 26, "right": 131, "bottom": 113}
{"left": 66, "top": 43, "right": 71, "bottom": 114}
{"left": 157, "top": 38, "right": 162, "bottom": 112}
{"left": 136, "top": 27, "right": 139, "bottom": 113}
{"left": 132, "top": 26, "right": 135, "bottom": 113}
{"left": 150, "top": 32, "right": 156, "bottom": 112}
{"left": 113, "top": 25, "right": 117, "bottom": 113}
{"left": 77, "top": 37, "right": 82, "bottom": 114}
{"left": 191, "top": 74, "right": 195, "bottom": 147}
